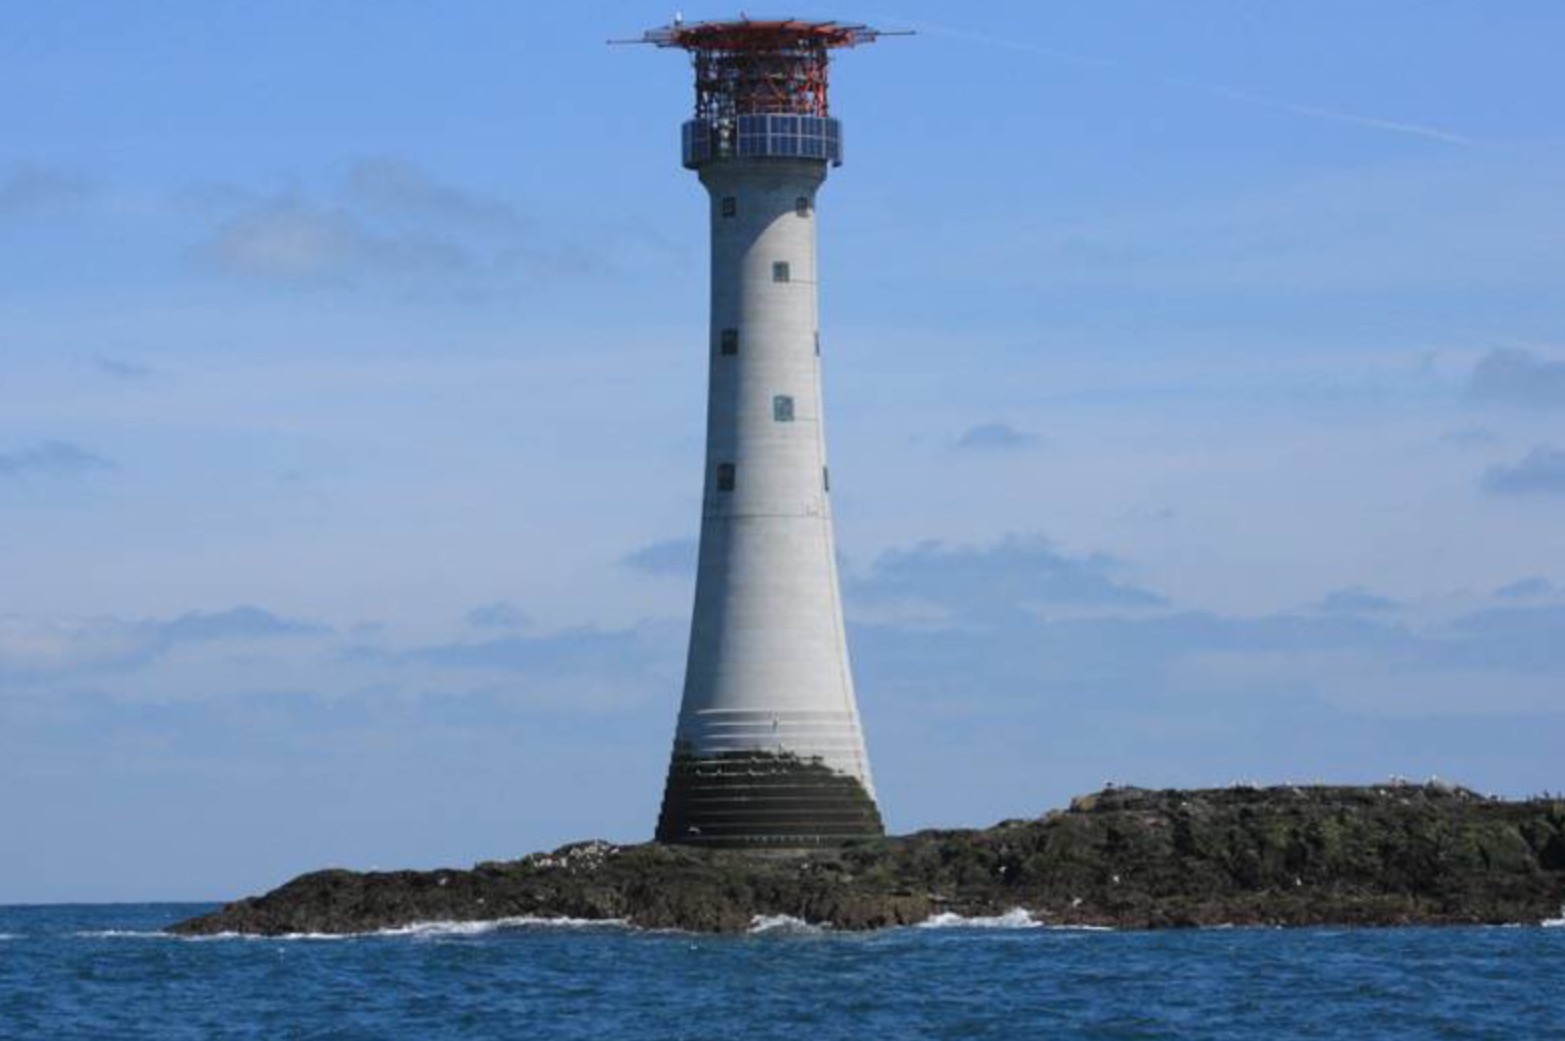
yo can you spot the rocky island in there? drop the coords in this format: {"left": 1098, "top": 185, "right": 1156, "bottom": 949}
{"left": 170, "top": 782, "right": 1565, "bottom": 936}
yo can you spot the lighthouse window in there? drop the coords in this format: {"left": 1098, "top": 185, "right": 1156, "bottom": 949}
{"left": 772, "top": 261, "right": 791, "bottom": 283}
{"left": 795, "top": 196, "right": 810, "bottom": 218}
{"left": 720, "top": 328, "right": 739, "bottom": 355}
{"left": 716, "top": 463, "right": 735, "bottom": 492}
{"left": 721, "top": 196, "right": 736, "bottom": 218}
{"left": 773, "top": 395, "right": 795, "bottom": 422}
{"left": 823, "top": 466, "right": 830, "bottom": 492}
{"left": 814, "top": 331, "right": 821, "bottom": 356}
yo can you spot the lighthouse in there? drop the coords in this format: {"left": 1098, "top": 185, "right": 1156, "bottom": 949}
{"left": 636, "top": 19, "right": 890, "bottom": 847}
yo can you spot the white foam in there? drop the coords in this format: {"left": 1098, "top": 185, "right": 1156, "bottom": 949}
{"left": 75, "top": 929, "right": 287, "bottom": 941}
{"left": 748, "top": 914, "right": 826, "bottom": 935}
{"left": 1542, "top": 917, "right": 1564, "bottom": 929}
{"left": 0, "top": 933, "right": 16, "bottom": 940}
{"left": 916, "top": 908, "right": 1042, "bottom": 930}
{"left": 372, "top": 916, "right": 627, "bottom": 937}
{"left": 74, "top": 916, "right": 628, "bottom": 942}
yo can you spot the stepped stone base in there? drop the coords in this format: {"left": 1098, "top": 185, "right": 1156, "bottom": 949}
{"left": 655, "top": 749, "right": 884, "bottom": 848}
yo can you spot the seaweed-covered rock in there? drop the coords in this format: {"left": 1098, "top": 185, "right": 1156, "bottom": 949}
{"left": 169, "top": 782, "right": 1565, "bottom": 936}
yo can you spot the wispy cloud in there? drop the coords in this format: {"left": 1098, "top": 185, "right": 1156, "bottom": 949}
{"left": 0, "top": 166, "right": 90, "bottom": 220}
{"left": 0, "top": 441, "right": 116, "bottom": 481}
{"left": 1495, "top": 576, "right": 1556, "bottom": 601}
{"left": 92, "top": 357, "right": 154, "bottom": 380}
{"left": 854, "top": 534, "right": 1166, "bottom": 615}
{"left": 1315, "top": 586, "right": 1398, "bottom": 615}
{"left": 1203, "top": 86, "right": 1475, "bottom": 148}
{"left": 1440, "top": 427, "right": 1500, "bottom": 449}
{"left": 465, "top": 601, "right": 528, "bottom": 630}
{"left": 1482, "top": 444, "right": 1565, "bottom": 497}
{"left": 621, "top": 537, "right": 699, "bottom": 577}
{"left": 189, "top": 159, "right": 611, "bottom": 292}
{"left": 954, "top": 422, "right": 1040, "bottom": 453}
{"left": 1467, "top": 348, "right": 1565, "bottom": 410}
{"left": 0, "top": 607, "right": 328, "bottom": 681}
{"left": 346, "top": 159, "right": 526, "bottom": 234}
{"left": 902, "top": 20, "right": 1475, "bottom": 148}
{"left": 194, "top": 198, "right": 468, "bottom": 285}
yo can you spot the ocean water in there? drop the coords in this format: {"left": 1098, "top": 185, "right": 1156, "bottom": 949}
{"left": 2, "top": 904, "right": 1562, "bottom": 1039}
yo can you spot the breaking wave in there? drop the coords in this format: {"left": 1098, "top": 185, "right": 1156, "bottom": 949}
{"left": 76, "top": 917, "right": 629, "bottom": 941}
{"left": 917, "top": 909, "right": 1041, "bottom": 929}
{"left": 373, "top": 917, "right": 628, "bottom": 937}
{"left": 916, "top": 909, "right": 1115, "bottom": 931}
{"left": 749, "top": 914, "right": 826, "bottom": 935}
{"left": 1542, "top": 917, "right": 1564, "bottom": 929}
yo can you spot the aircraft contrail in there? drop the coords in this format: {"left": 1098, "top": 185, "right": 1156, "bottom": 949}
{"left": 895, "top": 20, "right": 1477, "bottom": 148}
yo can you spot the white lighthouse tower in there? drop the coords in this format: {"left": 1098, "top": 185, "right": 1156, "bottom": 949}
{"left": 638, "top": 19, "right": 889, "bottom": 846}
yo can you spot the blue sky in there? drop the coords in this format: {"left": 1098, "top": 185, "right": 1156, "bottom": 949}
{"left": 3, "top": 1, "right": 1563, "bottom": 903}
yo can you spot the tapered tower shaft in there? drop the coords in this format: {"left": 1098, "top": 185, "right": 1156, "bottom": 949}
{"left": 639, "top": 19, "right": 888, "bottom": 847}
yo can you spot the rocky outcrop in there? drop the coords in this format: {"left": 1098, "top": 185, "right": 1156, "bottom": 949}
{"left": 169, "top": 782, "right": 1565, "bottom": 936}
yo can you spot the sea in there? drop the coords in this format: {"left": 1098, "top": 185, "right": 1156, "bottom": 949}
{"left": 1, "top": 904, "right": 1561, "bottom": 1039}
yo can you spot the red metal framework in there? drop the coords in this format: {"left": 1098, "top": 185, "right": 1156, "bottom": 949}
{"left": 636, "top": 19, "right": 885, "bottom": 119}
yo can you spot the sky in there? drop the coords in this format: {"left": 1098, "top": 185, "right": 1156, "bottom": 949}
{"left": 3, "top": 1, "right": 1563, "bottom": 903}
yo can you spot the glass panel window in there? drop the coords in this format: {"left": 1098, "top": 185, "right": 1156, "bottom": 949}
{"left": 773, "top": 395, "right": 795, "bottom": 422}
{"left": 772, "top": 261, "right": 790, "bottom": 283}
{"left": 720, "top": 328, "right": 738, "bottom": 355}
{"left": 717, "top": 463, "right": 735, "bottom": 492}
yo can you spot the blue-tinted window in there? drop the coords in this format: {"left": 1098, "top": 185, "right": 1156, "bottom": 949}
{"left": 773, "top": 395, "right": 795, "bottom": 422}
{"left": 720, "top": 328, "right": 738, "bottom": 355}
{"left": 772, "top": 261, "right": 790, "bottom": 283}
{"left": 717, "top": 463, "right": 735, "bottom": 492}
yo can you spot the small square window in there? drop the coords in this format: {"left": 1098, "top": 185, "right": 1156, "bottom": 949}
{"left": 720, "top": 328, "right": 739, "bottom": 355}
{"left": 795, "top": 196, "right": 810, "bottom": 218}
{"left": 773, "top": 395, "right": 795, "bottom": 422}
{"left": 721, "top": 197, "right": 737, "bottom": 218}
{"left": 717, "top": 463, "right": 736, "bottom": 492}
{"left": 822, "top": 466, "right": 830, "bottom": 492}
{"left": 772, "top": 261, "right": 791, "bottom": 283}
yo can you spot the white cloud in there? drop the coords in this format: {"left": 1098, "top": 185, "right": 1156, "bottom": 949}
{"left": 195, "top": 199, "right": 468, "bottom": 284}
{"left": 0, "top": 607, "right": 328, "bottom": 684}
